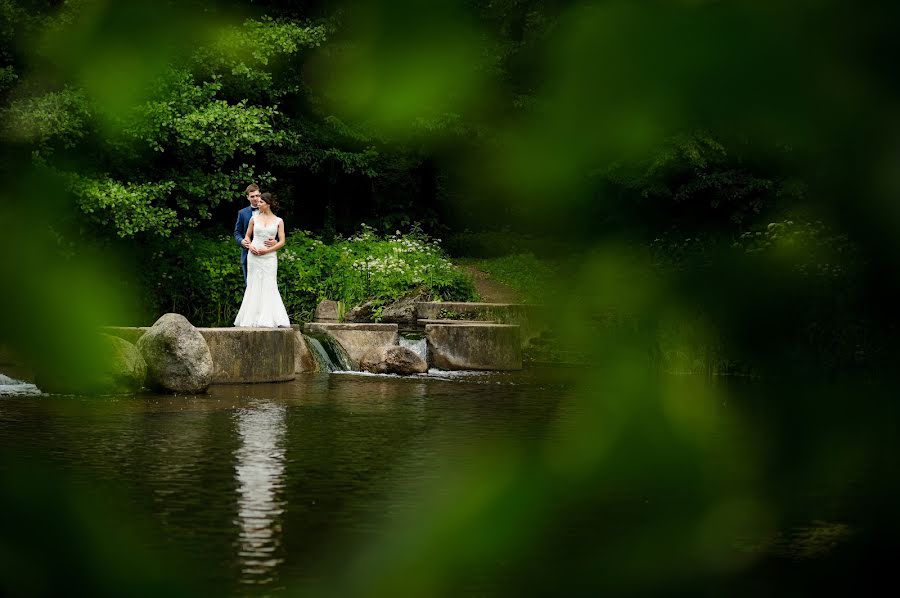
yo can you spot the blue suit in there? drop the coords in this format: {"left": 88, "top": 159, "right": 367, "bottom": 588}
{"left": 234, "top": 206, "right": 257, "bottom": 283}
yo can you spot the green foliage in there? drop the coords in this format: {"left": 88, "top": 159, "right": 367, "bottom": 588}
{"left": 327, "top": 224, "right": 476, "bottom": 305}
{"left": 0, "top": 64, "right": 16, "bottom": 92}
{"left": 603, "top": 131, "right": 787, "bottom": 234}
{"left": 649, "top": 219, "right": 859, "bottom": 278}
{"left": 278, "top": 224, "right": 477, "bottom": 321}
{"left": 3, "top": 87, "right": 91, "bottom": 151}
{"left": 1, "top": 12, "right": 379, "bottom": 239}
{"left": 141, "top": 226, "right": 476, "bottom": 326}
{"left": 443, "top": 229, "right": 557, "bottom": 258}
{"left": 139, "top": 235, "right": 245, "bottom": 327}
{"left": 476, "top": 253, "right": 556, "bottom": 303}
{"left": 68, "top": 174, "right": 178, "bottom": 237}
{"left": 193, "top": 17, "right": 328, "bottom": 99}
{"left": 734, "top": 220, "right": 857, "bottom": 279}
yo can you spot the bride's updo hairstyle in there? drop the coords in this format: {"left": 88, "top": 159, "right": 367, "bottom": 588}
{"left": 260, "top": 192, "right": 279, "bottom": 213}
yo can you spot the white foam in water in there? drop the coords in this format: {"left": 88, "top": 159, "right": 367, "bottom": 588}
{"left": 425, "top": 368, "right": 485, "bottom": 378}
{"left": 398, "top": 335, "right": 427, "bottom": 361}
{"left": 0, "top": 373, "right": 43, "bottom": 396}
{"left": 331, "top": 368, "right": 493, "bottom": 382}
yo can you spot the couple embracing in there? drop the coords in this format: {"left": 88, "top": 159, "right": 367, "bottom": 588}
{"left": 233, "top": 183, "right": 291, "bottom": 328}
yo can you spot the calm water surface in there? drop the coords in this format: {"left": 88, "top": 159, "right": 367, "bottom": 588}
{"left": 2, "top": 368, "right": 894, "bottom": 595}
{"left": 0, "top": 369, "right": 572, "bottom": 594}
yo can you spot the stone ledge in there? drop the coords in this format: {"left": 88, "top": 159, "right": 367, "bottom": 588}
{"left": 304, "top": 322, "right": 399, "bottom": 332}
{"left": 425, "top": 323, "right": 522, "bottom": 371}
{"left": 103, "top": 326, "right": 295, "bottom": 384}
{"left": 200, "top": 328, "right": 295, "bottom": 384}
{"left": 416, "top": 302, "right": 547, "bottom": 348}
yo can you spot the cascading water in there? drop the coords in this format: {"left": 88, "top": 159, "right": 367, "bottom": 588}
{"left": 302, "top": 333, "right": 353, "bottom": 372}
{"left": 0, "top": 372, "right": 42, "bottom": 396}
{"left": 398, "top": 333, "right": 428, "bottom": 363}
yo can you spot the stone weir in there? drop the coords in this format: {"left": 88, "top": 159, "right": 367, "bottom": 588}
{"left": 415, "top": 302, "right": 547, "bottom": 349}
{"left": 306, "top": 321, "right": 522, "bottom": 371}
{"left": 425, "top": 323, "right": 522, "bottom": 371}
{"left": 104, "top": 326, "right": 296, "bottom": 384}
{"left": 304, "top": 322, "right": 398, "bottom": 370}
{"left": 104, "top": 311, "right": 526, "bottom": 385}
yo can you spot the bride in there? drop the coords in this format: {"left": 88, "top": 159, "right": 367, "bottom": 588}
{"left": 234, "top": 192, "right": 291, "bottom": 327}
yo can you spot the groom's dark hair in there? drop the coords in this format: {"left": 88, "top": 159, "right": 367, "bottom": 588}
{"left": 245, "top": 183, "right": 260, "bottom": 195}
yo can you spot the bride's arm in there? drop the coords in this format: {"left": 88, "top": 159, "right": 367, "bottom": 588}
{"left": 245, "top": 219, "right": 259, "bottom": 255}
{"left": 262, "top": 220, "right": 286, "bottom": 254}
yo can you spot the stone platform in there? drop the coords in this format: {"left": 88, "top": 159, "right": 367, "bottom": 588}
{"left": 426, "top": 323, "right": 522, "bottom": 371}
{"left": 415, "top": 302, "right": 546, "bottom": 348}
{"left": 104, "top": 326, "right": 296, "bottom": 384}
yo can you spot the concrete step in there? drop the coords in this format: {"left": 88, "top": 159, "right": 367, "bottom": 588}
{"left": 425, "top": 323, "right": 521, "bottom": 371}
{"left": 416, "top": 302, "right": 548, "bottom": 349}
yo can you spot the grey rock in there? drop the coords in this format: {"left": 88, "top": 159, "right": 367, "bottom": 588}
{"left": 380, "top": 291, "right": 430, "bottom": 327}
{"left": 137, "top": 313, "right": 213, "bottom": 394}
{"left": 360, "top": 345, "right": 428, "bottom": 376}
{"left": 314, "top": 300, "right": 341, "bottom": 322}
{"left": 344, "top": 300, "right": 375, "bottom": 323}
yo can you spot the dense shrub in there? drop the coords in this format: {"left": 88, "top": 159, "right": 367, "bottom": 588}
{"left": 140, "top": 226, "right": 477, "bottom": 326}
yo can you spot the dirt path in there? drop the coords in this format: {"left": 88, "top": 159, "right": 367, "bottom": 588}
{"left": 457, "top": 264, "right": 523, "bottom": 303}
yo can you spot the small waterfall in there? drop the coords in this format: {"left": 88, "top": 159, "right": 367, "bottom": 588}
{"left": 303, "top": 333, "right": 353, "bottom": 372}
{"left": 399, "top": 334, "right": 428, "bottom": 363}
{"left": 0, "top": 372, "right": 42, "bottom": 396}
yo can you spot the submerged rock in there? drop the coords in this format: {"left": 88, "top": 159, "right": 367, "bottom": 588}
{"left": 360, "top": 345, "right": 428, "bottom": 376}
{"left": 137, "top": 313, "right": 212, "bottom": 394}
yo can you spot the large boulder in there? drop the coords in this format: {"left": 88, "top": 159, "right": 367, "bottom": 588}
{"left": 380, "top": 290, "right": 430, "bottom": 328}
{"left": 137, "top": 313, "right": 213, "bottom": 393}
{"left": 360, "top": 345, "right": 428, "bottom": 376}
{"left": 37, "top": 333, "right": 146, "bottom": 395}
{"left": 344, "top": 300, "right": 375, "bottom": 323}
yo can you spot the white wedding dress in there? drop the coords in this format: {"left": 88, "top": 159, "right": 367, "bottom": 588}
{"left": 234, "top": 214, "right": 291, "bottom": 327}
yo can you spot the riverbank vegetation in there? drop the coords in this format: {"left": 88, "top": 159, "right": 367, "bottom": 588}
{"left": 137, "top": 225, "right": 476, "bottom": 326}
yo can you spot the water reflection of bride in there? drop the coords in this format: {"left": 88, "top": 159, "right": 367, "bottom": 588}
{"left": 234, "top": 402, "right": 287, "bottom": 585}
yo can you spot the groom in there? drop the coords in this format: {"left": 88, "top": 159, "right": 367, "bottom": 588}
{"left": 234, "top": 183, "right": 276, "bottom": 283}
